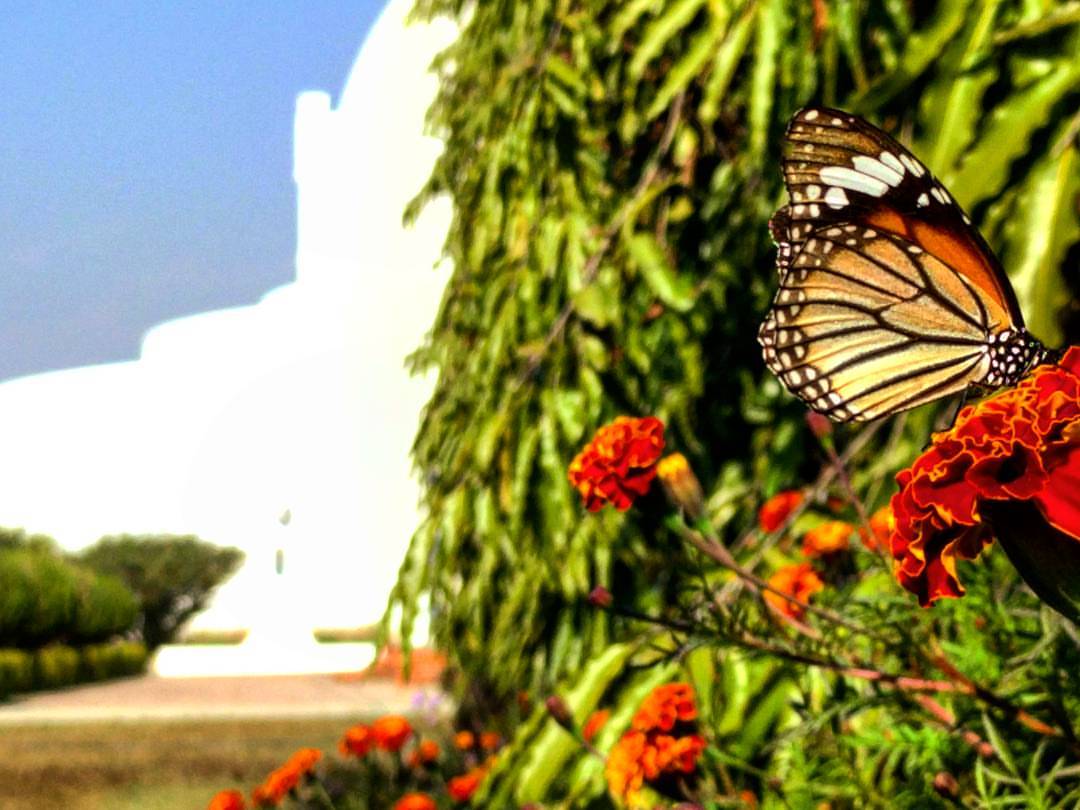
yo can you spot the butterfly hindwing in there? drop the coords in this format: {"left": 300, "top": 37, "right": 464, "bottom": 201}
{"left": 758, "top": 224, "right": 1007, "bottom": 421}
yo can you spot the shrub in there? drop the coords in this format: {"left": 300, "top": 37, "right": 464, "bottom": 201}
{"left": 76, "top": 534, "right": 244, "bottom": 650}
{"left": 0, "top": 549, "right": 78, "bottom": 647}
{"left": 33, "top": 644, "right": 80, "bottom": 690}
{"left": 0, "top": 649, "right": 33, "bottom": 698}
{"left": 79, "top": 640, "right": 147, "bottom": 682}
{"left": 70, "top": 569, "right": 139, "bottom": 645}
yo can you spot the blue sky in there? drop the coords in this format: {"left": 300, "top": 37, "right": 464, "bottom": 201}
{"left": 0, "top": 1, "right": 388, "bottom": 381}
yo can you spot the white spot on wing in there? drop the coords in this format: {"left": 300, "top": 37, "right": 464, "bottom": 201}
{"left": 879, "top": 152, "right": 904, "bottom": 175}
{"left": 899, "top": 154, "right": 925, "bottom": 177}
{"left": 916, "top": 192, "right": 929, "bottom": 207}
{"left": 852, "top": 155, "right": 903, "bottom": 187}
{"left": 819, "top": 166, "right": 889, "bottom": 197}
{"left": 806, "top": 184, "right": 821, "bottom": 200}
{"left": 824, "top": 187, "right": 849, "bottom": 209}
{"left": 804, "top": 109, "right": 819, "bottom": 121}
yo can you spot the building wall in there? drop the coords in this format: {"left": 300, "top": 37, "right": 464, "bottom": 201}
{"left": 0, "top": 0, "right": 456, "bottom": 634}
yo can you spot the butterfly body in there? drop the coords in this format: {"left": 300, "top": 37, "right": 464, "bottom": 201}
{"left": 758, "top": 107, "right": 1048, "bottom": 422}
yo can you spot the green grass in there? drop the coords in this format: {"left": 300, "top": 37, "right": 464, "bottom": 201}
{"left": 0, "top": 716, "right": 355, "bottom": 809}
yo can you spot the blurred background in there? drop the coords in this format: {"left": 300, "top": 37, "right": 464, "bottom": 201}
{"left": 0, "top": 1, "right": 454, "bottom": 806}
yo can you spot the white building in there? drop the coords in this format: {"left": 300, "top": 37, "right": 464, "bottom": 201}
{"left": 0, "top": 0, "right": 455, "bottom": 639}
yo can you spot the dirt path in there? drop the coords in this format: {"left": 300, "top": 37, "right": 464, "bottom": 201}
{"left": 0, "top": 673, "right": 434, "bottom": 724}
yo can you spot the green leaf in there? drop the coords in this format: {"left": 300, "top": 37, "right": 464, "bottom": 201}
{"left": 951, "top": 57, "right": 1080, "bottom": 208}
{"left": 625, "top": 233, "right": 696, "bottom": 312}
{"left": 855, "top": 0, "right": 971, "bottom": 109}
{"left": 644, "top": 9, "right": 726, "bottom": 121}
{"left": 514, "top": 643, "right": 636, "bottom": 803}
{"left": 628, "top": 0, "right": 708, "bottom": 81}
{"left": 573, "top": 284, "right": 618, "bottom": 328}
{"left": 1002, "top": 140, "right": 1080, "bottom": 346}
{"left": 699, "top": 3, "right": 756, "bottom": 125}
{"left": 918, "top": 0, "right": 1003, "bottom": 178}
{"left": 748, "top": 0, "right": 781, "bottom": 162}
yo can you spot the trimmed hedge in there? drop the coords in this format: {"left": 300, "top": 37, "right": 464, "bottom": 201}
{"left": 0, "top": 547, "right": 138, "bottom": 648}
{"left": 0, "top": 641, "right": 147, "bottom": 698}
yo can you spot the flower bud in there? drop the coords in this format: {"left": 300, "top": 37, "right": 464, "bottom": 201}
{"left": 544, "top": 695, "right": 574, "bottom": 730}
{"left": 588, "top": 585, "right": 613, "bottom": 608}
{"left": 805, "top": 411, "right": 833, "bottom": 439}
{"left": 657, "top": 453, "right": 705, "bottom": 521}
{"left": 932, "top": 771, "right": 959, "bottom": 799}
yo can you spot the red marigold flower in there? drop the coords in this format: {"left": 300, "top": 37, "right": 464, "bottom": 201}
{"left": 631, "top": 682, "right": 697, "bottom": 732}
{"left": 763, "top": 562, "right": 824, "bottom": 620}
{"left": 448, "top": 768, "right": 485, "bottom": 802}
{"left": 479, "top": 731, "right": 501, "bottom": 751}
{"left": 802, "top": 520, "right": 853, "bottom": 558}
{"left": 567, "top": 416, "right": 665, "bottom": 511}
{"left": 657, "top": 452, "right": 705, "bottom": 520}
{"left": 372, "top": 715, "right": 413, "bottom": 752}
{"left": 582, "top": 708, "right": 610, "bottom": 743}
{"left": 890, "top": 347, "right": 1080, "bottom": 612}
{"left": 758, "top": 490, "right": 803, "bottom": 532}
{"left": 207, "top": 789, "right": 245, "bottom": 810}
{"left": 393, "top": 793, "right": 437, "bottom": 810}
{"left": 339, "top": 724, "right": 374, "bottom": 757}
{"left": 453, "top": 730, "right": 475, "bottom": 750}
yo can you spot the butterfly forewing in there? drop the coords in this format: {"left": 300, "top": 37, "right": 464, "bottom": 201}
{"left": 759, "top": 107, "right": 1046, "bottom": 422}
{"left": 777, "top": 107, "right": 1023, "bottom": 325}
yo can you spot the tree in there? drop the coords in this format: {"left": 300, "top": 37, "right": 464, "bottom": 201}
{"left": 76, "top": 535, "right": 243, "bottom": 651}
{"left": 385, "top": 0, "right": 1080, "bottom": 707}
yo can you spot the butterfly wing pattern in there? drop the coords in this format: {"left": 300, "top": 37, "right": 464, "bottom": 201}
{"left": 758, "top": 106, "right": 1048, "bottom": 422}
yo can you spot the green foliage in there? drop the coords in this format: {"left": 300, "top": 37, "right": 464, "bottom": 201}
{"left": 388, "top": 0, "right": 1080, "bottom": 706}
{"left": 77, "top": 534, "right": 244, "bottom": 651}
{"left": 33, "top": 644, "right": 81, "bottom": 690}
{"left": 78, "top": 640, "right": 147, "bottom": 682}
{"left": 0, "top": 532, "right": 139, "bottom": 648}
{"left": 0, "top": 649, "right": 33, "bottom": 698}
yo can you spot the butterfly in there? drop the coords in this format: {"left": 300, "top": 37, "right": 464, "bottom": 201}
{"left": 757, "top": 106, "right": 1051, "bottom": 422}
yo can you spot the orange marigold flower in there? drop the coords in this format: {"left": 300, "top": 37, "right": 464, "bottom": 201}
{"left": 286, "top": 748, "right": 322, "bottom": 775}
{"left": 657, "top": 452, "right": 705, "bottom": 520}
{"left": 860, "top": 505, "right": 894, "bottom": 552}
{"left": 339, "top": 724, "right": 374, "bottom": 757}
{"left": 802, "top": 520, "right": 853, "bottom": 558}
{"left": 764, "top": 562, "right": 824, "bottom": 620}
{"left": 631, "top": 682, "right": 697, "bottom": 732}
{"left": 890, "top": 347, "right": 1080, "bottom": 611}
{"left": 582, "top": 708, "right": 610, "bottom": 743}
{"left": 208, "top": 789, "right": 245, "bottom": 810}
{"left": 652, "top": 732, "right": 706, "bottom": 773}
{"left": 605, "top": 730, "right": 649, "bottom": 798}
{"left": 604, "top": 730, "right": 706, "bottom": 799}
{"left": 393, "top": 793, "right": 437, "bottom": 810}
{"left": 453, "top": 730, "right": 476, "bottom": 750}
{"left": 372, "top": 715, "right": 413, "bottom": 752}
{"left": 448, "top": 768, "right": 485, "bottom": 802}
{"left": 406, "top": 738, "right": 440, "bottom": 767}
{"left": 479, "top": 731, "right": 501, "bottom": 751}
{"left": 758, "top": 490, "right": 803, "bottom": 532}
{"left": 252, "top": 769, "right": 296, "bottom": 807}
{"left": 567, "top": 416, "right": 665, "bottom": 511}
